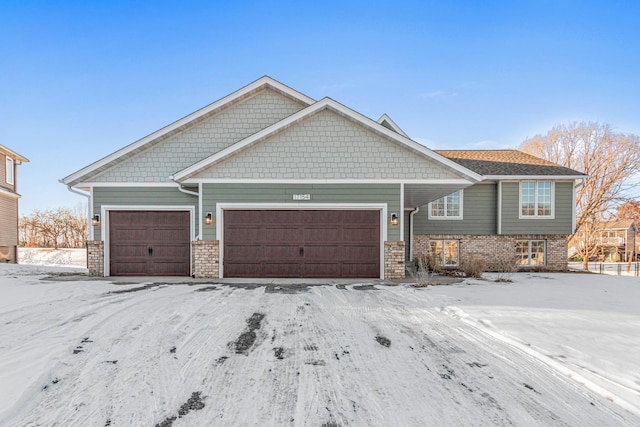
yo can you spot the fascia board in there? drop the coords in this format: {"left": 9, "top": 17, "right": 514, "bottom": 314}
{"left": 61, "top": 76, "right": 316, "bottom": 186}
{"left": 0, "top": 145, "right": 29, "bottom": 162}
{"left": 173, "top": 98, "right": 483, "bottom": 183}
{"left": 483, "top": 175, "right": 590, "bottom": 180}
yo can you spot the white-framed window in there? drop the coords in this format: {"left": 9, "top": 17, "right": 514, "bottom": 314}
{"left": 520, "top": 181, "right": 553, "bottom": 218}
{"left": 430, "top": 239, "right": 460, "bottom": 266}
{"left": 428, "top": 190, "right": 463, "bottom": 220}
{"left": 5, "top": 157, "right": 13, "bottom": 185}
{"left": 515, "top": 240, "right": 546, "bottom": 266}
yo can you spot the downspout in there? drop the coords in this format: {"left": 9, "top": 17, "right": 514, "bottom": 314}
{"left": 173, "top": 179, "right": 200, "bottom": 240}
{"left": 409, "top": 207, "right": 420, "bottom": 262}
{"left": 64, "top": 184, "right": 92, "bottom": 240}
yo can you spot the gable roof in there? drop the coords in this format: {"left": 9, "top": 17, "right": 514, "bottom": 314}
{"left": 377, "top": 114, "right": 409, "bottom": 138}
{"left": 0, "top": 145, "right": 29, "bottom": 163}
{"left": 596, "top": 219, "right": 637, "bottom": 231}
{"left": 172, "top": 97, "right": 483, "bottom": 183}
{"left": 60, "top": 76, "right": 315, "bottom": 187}
{"left": 435, "top": 150, "right": 587, "bottom": 179}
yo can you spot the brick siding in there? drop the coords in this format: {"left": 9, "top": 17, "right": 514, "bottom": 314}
{"left": 384, "top": 241, "right": 405, "bottom": 279}
{"left": 192, "top": 240, "right": 219, "bottom": 278}
{"left": 413, "top": 234, "right": 568, "bottom": 272}
{"left": 87, "top": 240, "right": 104, "bottom": 276}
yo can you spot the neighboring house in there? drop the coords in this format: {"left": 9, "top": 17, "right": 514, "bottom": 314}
{"left": 0, "top": 145, "right": 28, "bottom": 263}
{"left": 61, "top": 77, "right": 586, "bottom": 278}
{"left": 570, "top": 219, "right": 637, "bottom": 262}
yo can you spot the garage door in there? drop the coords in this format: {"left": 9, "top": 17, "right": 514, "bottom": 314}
{"left": 223, "top": 210, "right": 380, "bottom": 278}
{"left": 109, "top": 211, "right": 190, "bottom": 276}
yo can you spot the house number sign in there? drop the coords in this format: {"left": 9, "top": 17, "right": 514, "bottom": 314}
{"left": 293, "top": 194, "right": 311, "bottom": 200}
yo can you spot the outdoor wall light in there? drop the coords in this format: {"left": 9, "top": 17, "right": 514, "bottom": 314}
{"left": 205, "top": 212, "right": 213, "bottom": 225}
{"left": 92, "top": 214, "right": 100, "bottom": 226}
{"left": 390, "top": 213, "right": 399, "bottom": 226}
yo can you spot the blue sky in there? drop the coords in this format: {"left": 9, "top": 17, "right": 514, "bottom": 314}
{"left": 2, "top": 0, "right": 639, "bottom": 214}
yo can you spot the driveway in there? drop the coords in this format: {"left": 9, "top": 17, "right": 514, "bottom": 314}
{"left": 1, "top": 276, "right": 637, "bottom": 426}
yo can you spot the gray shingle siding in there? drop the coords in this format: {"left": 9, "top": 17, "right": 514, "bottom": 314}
{"left": 412, "top": 184, "right": 497, "bottom": 235}
{"left": 91, "top": 89, "right": 307, "bottom": 183}
{"left": 500, "top": 181, "right": 573, "bottom": 234}
{"left": 92, "top": 187, "right": 198, "bottom": 240}
{"left": 201, "top": 183, "right": 401, "bottom": 241}
{"left": 194, "top": 110, "right": 461, "bottom": 180}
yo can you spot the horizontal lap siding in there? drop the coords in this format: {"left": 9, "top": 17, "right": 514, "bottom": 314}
{"left": 0, "top": 194, "right": 18, "bottom": 247}
{"left": 202, "top": 183, "right": 401, "bottom": 241}
{"left": 92, "top": 187, "right": 198, "bottom": 241}
{"left": 501, "top": 181, "right": 573, "bottom": 234}
{"left": 413, "top": 184, "right": 497, "bottom": 235}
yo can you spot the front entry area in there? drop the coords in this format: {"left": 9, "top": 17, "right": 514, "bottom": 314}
{"left": 109, "top": 210, "right": 191, "bottom": 276}
{"left": 223, "top": 209, "right": 380, "bottom": 278}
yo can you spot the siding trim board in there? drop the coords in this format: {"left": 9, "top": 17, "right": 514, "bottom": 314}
{"left": 216, "top": 202, "right": 388, "bottom": 279}
{"left": 100, "top": 205, "right": 196, "bottom": 276}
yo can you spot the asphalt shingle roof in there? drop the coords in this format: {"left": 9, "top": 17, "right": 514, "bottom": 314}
{"left": 434, "top": 149, "right": 586, "bottom": 177}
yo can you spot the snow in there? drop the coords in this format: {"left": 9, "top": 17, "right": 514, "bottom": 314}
{"left": 0, "top": 264, "right": 638, "bottom": 426}
{"left": 18, "top": 248, "right": 87, "bottom": 268}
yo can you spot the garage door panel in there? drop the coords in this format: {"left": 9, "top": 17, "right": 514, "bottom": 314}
{"left": 224, "top": 209, "right": 380, "bottom": 278}
{"left": 109, "top": 210, "right": 190, "bottom": 276}
{"left": 303, "top": 227, "right": 341, "bottom": 242}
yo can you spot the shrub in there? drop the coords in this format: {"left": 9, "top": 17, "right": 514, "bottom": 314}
{"left": 461, "top": 258, "right": 485, "bottom": 278}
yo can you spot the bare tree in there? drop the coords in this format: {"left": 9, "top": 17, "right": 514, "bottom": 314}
{"left": 18, "top": 205, "right": 88, "bottom": 248}
{"left": 520, "top": 122, "right": 640, "bottom": 268}
{"left": 616, "top": 200, "right": 640, "bottom": 220}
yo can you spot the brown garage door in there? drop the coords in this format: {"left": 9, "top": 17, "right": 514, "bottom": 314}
{"left": 109, "top": 211, "right": 190, "bottom": 276}
{"left": 223, "top": 210, "right": 380, "bottom": 278}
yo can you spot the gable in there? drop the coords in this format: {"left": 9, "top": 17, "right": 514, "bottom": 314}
{"left": 88, "top": 88, "right": 308, "bottom": 183}
{"left": 186, "top": 109, "right": 465, "bottom": 181}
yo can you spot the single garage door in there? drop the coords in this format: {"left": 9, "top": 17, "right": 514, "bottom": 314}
{"left": 223, "top": 210, "right": 380, "bottom": 278}
{"left": 109, "top": 210, "right": 190, "bottom": 276}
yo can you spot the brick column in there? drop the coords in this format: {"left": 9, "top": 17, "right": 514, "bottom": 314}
{"left": 192, "top": 240, "right": 219, "bottom": 278}
{"left": 384, "top": 241, "right": 405, "bottom": 279}
{"left": 87, "top": 240, "right": 104, "bottom": 276}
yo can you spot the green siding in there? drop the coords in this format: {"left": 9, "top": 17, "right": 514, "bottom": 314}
{"left": 413, "top": 184, "right": 497, "bottom": 235}
{"left": 501, "top": 181, "right": 573, "bottom": 234}
{"left": 202, "top": 183, "right": 401, "bottom": 241}
{"left": 92, "top": 187, "right": 198, "bottom": 240}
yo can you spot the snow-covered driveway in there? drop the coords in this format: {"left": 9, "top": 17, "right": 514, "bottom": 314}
{"left": 0, "top": 266, "right": 638, "bottom": 426}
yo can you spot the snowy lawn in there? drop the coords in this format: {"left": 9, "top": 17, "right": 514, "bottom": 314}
{"left": 0, "top": 265, "right": 639, "bottom": 426}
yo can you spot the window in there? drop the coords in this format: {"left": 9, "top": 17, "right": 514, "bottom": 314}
{"left": 428, "top": 190, "right": 462, "bottom": 219}
{"left": 520, "top": 181, "right": 552, "bottom": 218}
{"left": 516, "top": 240, "right": 546, "bottom": 266}
{"left": 430, "top": 239, "right": 459, "bottom": 266}
{"left": 6, "top": 157, "right": 13, "bottom": 185}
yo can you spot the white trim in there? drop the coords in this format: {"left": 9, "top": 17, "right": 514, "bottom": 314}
{"left": 571, "top": 183, "right": 576, "bottom": 233}
{"left": 183, "top": 178, "right": 474, "bottom": 185}
{"left": 172, "top": 98, "right": 483, "bottom": 182}
{"left": 427, "top": 190, "right": 464, "bottom": 220}
{"left": 100, "top": 205, "right": 196, "bottom": 277}
{"left": 5, "top": 157, "right": 14, "bottom": 185}
{"left": 215, "top": 202, "right": 388, "bottom": 280}
{"left": 518, "top": 181, "right": 555, "bottom": 220}
{"left": 0, "top": 144, "right": 28, "bottom": 163}
{"left": 77, "top": 182, "right": 183, "bottom": 188}
{"left": 497, "top": 181, "right": 502, "bottom": 235}
{"left": 399, "top": 183, "right": 405, "bottom": 241}
{"left": 89, "top": 189, "right": 95, "bottom": 240}
{"left": 198, "top": 182, "right": 203, "bottom": 240}
{"left": 377, "top": 114, "right": 409, "bottom": 138}
{"left": 61, "top": 76, "right": 316, "bottom": 186}
{"left": 409, "top": 207, "right": 420, "bottom": 262}
{"left": 484, "top": 175, "right": 587, "bottom": 180}
{"left": 0, "top": 188, "right": 20, "bottom": 199}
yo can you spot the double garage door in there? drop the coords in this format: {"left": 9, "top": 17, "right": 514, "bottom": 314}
{"left": 108, "top": 209, "right": 381, "bottom": 278}
{"left": 224, "top": 209, "right": 380, "bottom": 278}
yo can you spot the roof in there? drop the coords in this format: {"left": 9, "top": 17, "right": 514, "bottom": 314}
{"left": 60, "top": 76, "right": 315, "bottom": 187}
{"left": 596, "top": 219, "right": 637, "bottom": 231}
{"left": 435, "top": 150, "right": 587, "bottom": 178}
{"left": 0, "top": 144, "right": 29, "bottom": 163}
{"left": 172, "top": 97, "right": 482, "bottom": 183}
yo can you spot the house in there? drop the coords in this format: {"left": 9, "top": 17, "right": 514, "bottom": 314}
{"left": 570, "top": 219, "right": 637, "bottom": 262}
{"left": 61, "top": 77, "right": 587, "bottom": 278}
{"left": 0, "top": 145, "right": 29, "bottom": 263}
